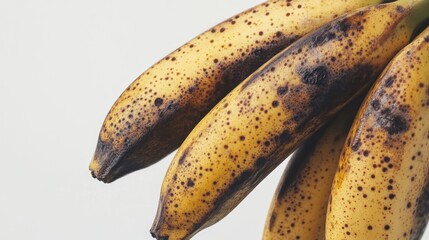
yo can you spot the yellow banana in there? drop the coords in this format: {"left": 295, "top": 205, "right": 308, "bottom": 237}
{"left": 262, "top": 98, "right": 361, "bottom": 240}
{"left": 89, "top": 0, "right": 385, "bottom": 183}
{"left": 326, "top": 27, "right": 429, "bottom": 240}
{"left": 151, "top": 1, "right": 429, "bottom": 239}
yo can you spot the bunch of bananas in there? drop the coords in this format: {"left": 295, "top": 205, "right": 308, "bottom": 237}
{"left": 89, "top": 0, "right": 429, "bottom": 239}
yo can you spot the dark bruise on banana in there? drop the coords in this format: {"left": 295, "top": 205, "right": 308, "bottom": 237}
{"left": 151, "top": 3, "right": 419, "bottom": 240}
{"left": 327, "top": 27, "right": 429, "bottom": 239}
{"left": 89, "top": 0, "right": 384, "bottom": 183}
{"left": 263, "top": 98, "right": 361, "bottom": 240}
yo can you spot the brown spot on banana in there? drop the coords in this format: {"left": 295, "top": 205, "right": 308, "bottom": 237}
{"left": 299, "top": 65, "right": 330, "bottom": 85}
{"left": 89, "top": 0, "right": 385, "bottom": 183}
{"left": 152, "top": 2, "right": 424, "bottom": 239}
{"left": 268, "top": 213, "right": 276, "bottom": 232}
{"left": 178, "top": 147, "right": 190, "bottom": 165}
{"left": 375, "top": 108, "right": 409, "bottom": 135}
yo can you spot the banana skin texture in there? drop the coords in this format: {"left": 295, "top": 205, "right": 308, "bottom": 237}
{"left": 326, "top": 27, "right": 429, "bottom": 240}
{"left": 151, "top": 1, "right": 427, "bottom": 239}
{"left": 262, "top": 98, "right": 362, "bottom": 240}
{"left": 89, "top": 0, "right": 384, "bottom": 183}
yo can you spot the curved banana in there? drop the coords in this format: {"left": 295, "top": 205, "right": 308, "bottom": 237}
{"left": 326, "top": 27, "right": 429, "bottom": 240}
{"left": 262, "top": 98, "right": 361, "bottom": 240}
{"left": 151, "top": 1, "right": 429, "bottom": 239}
{"left": 89, "top": 0, "right": 385, "bottom": 183}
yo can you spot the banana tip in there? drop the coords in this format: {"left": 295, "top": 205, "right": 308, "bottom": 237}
{"left": 149, "top": 230, "right": 157, "bottom": 239}
{"left": 89, "top": 158, "right": 102, "bottom": 178}
{"left": 88, "top": 158, "right": 113, "bottom": 183}
{"left": 149, "top": 230, "right": 168, "bottom": 240}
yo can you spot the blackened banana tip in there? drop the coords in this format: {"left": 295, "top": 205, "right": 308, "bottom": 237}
{"left": 150, "top": 229, "right": 169, "bottom": 240}
{"left": 90, "top": 170, "right": 96, "bottom": 179}
{"left": 89, "top": 157, "right": 113, "bottom": 183}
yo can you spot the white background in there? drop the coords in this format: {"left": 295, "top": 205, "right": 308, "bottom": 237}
{"left": 0, "top": 1, "right": 428, "bottom": 240}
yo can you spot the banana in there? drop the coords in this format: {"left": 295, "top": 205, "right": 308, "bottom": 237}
{"left": 326, "top": 26, "right": 429, "bottom": 240}
{"left": 262, "top": 98, "right": 361, "bottom": 240}
{"left": 89, "top": 0, "right": 386, "bottom": 183}
{"left": 151, "top": 1, "right": 429, "bottom": 239}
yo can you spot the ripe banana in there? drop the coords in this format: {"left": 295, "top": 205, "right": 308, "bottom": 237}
{"left": 262, "top": 98, "right": 361, "bottom": 240}
{"left": 89, "top": 0, "right": 385, "bottom": 183}
{"left": 326, "top": 27, "right": 429, "bottom": 240}
{"left": 151, "top": 0, "right": 429, "bottom": 239}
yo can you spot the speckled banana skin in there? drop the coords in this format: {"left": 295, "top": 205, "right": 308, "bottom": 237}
{"left": 89, "top": 0, "right": 384, "bottom": 183}
{"left": 262, "top": 98, "right": 362, "bottom": 240}
{"left": 326, "top": 26, "right": 429, "bottom": 240}
{"left": 150, "top": 1, "right": 426, "bottom": 239}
